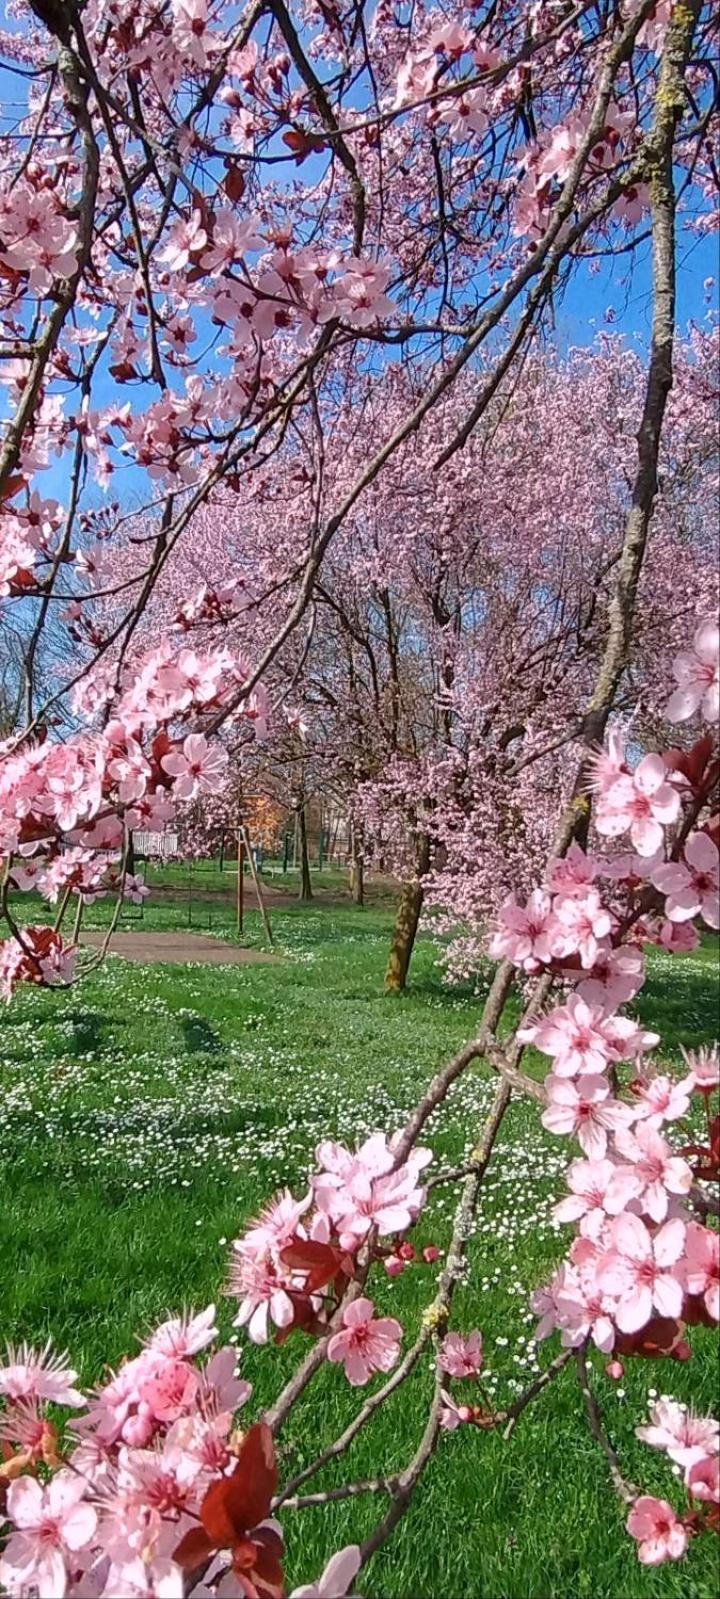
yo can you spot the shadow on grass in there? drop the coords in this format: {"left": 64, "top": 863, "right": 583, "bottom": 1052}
{"left": 637, "top": 941, "right": 720, "bottom": 1052}
{"left": 179, "top": 1016, "right": 223, "bottom": 1054}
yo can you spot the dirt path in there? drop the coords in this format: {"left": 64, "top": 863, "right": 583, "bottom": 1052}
{"left": 81, "top": 930, "right": 280, "bottom": 965}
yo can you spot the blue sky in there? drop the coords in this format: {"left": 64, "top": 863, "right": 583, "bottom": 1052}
{"left": 558, "top": 226, "right": 717, "bottom": 349}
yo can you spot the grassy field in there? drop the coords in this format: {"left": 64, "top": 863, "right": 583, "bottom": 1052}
{"left": 1, "top": 895, "right": 718, "bottom": 1598}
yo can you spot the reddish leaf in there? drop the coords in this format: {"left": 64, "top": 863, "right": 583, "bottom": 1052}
{"left": 201, "top": 1422, "right": 276, "bottom": 1542}
{"left": 223, "top": 161, "right": 246, "bottom": 202}
{"left": 282, "top": 128, "right": 325, "bottom": 163}
{"left": 108, "top": 360, "right": 138, "bottom": 382}
{"left": 200, "top": 1472, "right": 244, "bottom": 1548}
{"left": 274, "top": 1295, "right": 328, "bottom": 1343}
{"left": 615, "top": 1315, "right": 686, "bottom": 1359}
{"left": 664, "top": 736, "right": 716, "bottom": 789}
{"left": 173, "top": 1525, "right": 214, "bottom": 1571}
{"left": 1, "top": 473, "right": 26, "bottom": 502}
{"left": 236, "top": 1525, "right": 285, "bottom": 1599}
{"left": 281, "top": 1234, "right": 349, "bottom": 1294}
{"left": 683, "top": 1293, "right": 717, "bottom": 1329}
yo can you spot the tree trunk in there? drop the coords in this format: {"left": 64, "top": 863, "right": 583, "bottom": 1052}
{"left": 349, "top": 821, "right": 365, "bottom": 906}
{"left": 385, "top": 832, "right": 430, "bottom": 992}
{"left": 298, "top": 805, "right": 313, "bottom": 900}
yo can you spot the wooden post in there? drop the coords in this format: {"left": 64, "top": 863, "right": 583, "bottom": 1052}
{"left": 242, "top": 825, "right": 274, "bottom": 947}
{"left": 236, "top": 829, "right": 245, "bottom": 936}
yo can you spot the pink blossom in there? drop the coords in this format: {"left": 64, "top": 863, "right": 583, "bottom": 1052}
{"left": 290, "top": 1546, "right": 361, "bottom": 1598}
{"left": 626, "top": 1496, "right": 688, "bottom": 1565}
{"left": 613, "top": 182, "right": 651, "bottom": 226}
{"left": 0, "top": 1472, "right": 97, "bottom": 1598}
{"left": 0, "top": 1340, "right": 85, "bottom": 1408}
{"left": 131, "top": 1355, "right": 200, "bottom": 1426}
{"left": 680, "top": 1044, "right": 720, "bottom": 1094}
{"left": 666, "top": 619, "right": 719, "bottom": 723}
{"left": 576, "top": 944, "right": 646, "bottom": 1007}
{"left": 228, "top": 1245, "right": 296, "bottom": 1345}
{"left": 631, "top": 1072, "right": 694, "bottom": 1127}
{"left": 542, "top": 1075, "right": 634, "bottom": 1158}
{"left": 521, "top": 993, "right": 657, "bottom": 1078}
{"left": 161, "top": 733, "right": 229, "bottom": 799}
{"left": 682, "top": 1221, "right": 719, "bottom": 1322}
{"left": 239, "top": 1189, "right": 312, "bottom": 1258}
{"left": 551, "top": 888, "right": 613, "bottom": 968}
{"left": 531, "top": 1264, "right": 576, "bottom": 1341}
{"left": 587, "top": 725, "right": 630, "bottom": 798}
{"left": 439, "top": 1391, "right": 475, "bottom": 1430}
{"left": 555, "top": 1271, "right": 618, "bottom": 1353}
{"left": 159, "top": 206, "right": 209, "bottom": 270}
{"left": 652, "top": 833, "right": 719, "bottom": 929}
{"left": 636, "top": 1399, "right": 719, "bottom": 1470}
{"left": 553, "top": 1157, "right": 641, "bottom": 1238}
{"left": 546, "top": 843, "right": 600, "bottom": 898}
{"left": 79, "top": 1338, "right": 212, "bottom": 1449}
{"left": 313, "top": 1134, "right": 431, "bottom": 1249}
{"left": 612, "top": 1123, "right": 693, "bottom": 1221}
{"left": 197, "top": 1345, "right": 252, "bottom": 1418}
{"left": 596, "top": 754, "right": 680, "bottom": 856}
{"left": 102, "top": 1556, "right": 184, "bottom": 1597}
{"left": 430, "top": 22, "right": 474, "bottom": 58}
{"left": 658, "top": 918, "right": 700, "bottom": 954}
{"left": 688, "top": 1454, "right": 720, "bottom": 1504}
{"left": 599, "top": 1214, "right": 686, "bottom": 1332}
{"left": 125, "top": 873, "right": 151, "bottom": 904}
{"left": 435, "top": 87, "right": 487, "bottom": 138}
{"left": 107, "top": 737, "right": 151, "bottom": 804}
{"left": 145, "top": 1304, "right": 218, "bottom": 1359}
{"left": 201, "top": 210, "right": 264, "bottom": 272}
{"left": 489, "top": 889, "right": 561, "bottom": 971}
{"left": 439, "top": 1329, "right": 483, "bottom": 1378}
{"left": 601, "top": 848, "right": 662, "bottom": 887}
{"left": 327, "top": 1297, "right": 402, "bottom": 1386}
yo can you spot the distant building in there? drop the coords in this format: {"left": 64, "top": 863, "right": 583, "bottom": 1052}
{"left": 132, "top": 830, "right": 179, "bottom": 858}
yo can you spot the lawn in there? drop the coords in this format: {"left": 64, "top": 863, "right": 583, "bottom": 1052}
{"left": 1, "top": 897, "right": 718, "bottom": 1599}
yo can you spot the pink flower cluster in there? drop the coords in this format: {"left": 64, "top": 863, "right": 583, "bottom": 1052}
{"left": 627, "top": 1398, "right": 719, "bottom": 1564}
{"left": 0, "top": 640, "right": 266, "bottom": 999}
{"left": 483, "top": 665, "right": 720, "bottom": 1570}
{"left": 665, "top": 619, "right": 719, "bottom": 725}
{"left": 0, "top": 1310, "right": 254, "bottom": 1599}
{"left": 524, "top": 1029, "right": 716, "bottom": 1355}
{"left": 0, "top": 494, "right": 62, "bottom": 598}
{"left": 313, "top": 1133, "right": 432, "bottom": 1252}
{"left": 228, "top": 1135, "right": 430, "bottom": 1369}
{"left": 0, "top": 180, "right": 78, "bottom": 298}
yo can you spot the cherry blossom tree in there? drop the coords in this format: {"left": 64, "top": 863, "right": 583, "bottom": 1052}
{"left": 1, "top": 1, "right": 719, "bottom": 1594}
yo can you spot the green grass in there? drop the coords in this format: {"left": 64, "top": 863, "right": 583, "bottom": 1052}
{"left": 1, "top": 900, "right": 718, "bottom": 1598}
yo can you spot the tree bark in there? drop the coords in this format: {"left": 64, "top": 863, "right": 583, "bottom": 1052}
{"left": 298, "top": 805, "right": 313, "bottom": 901}
{"left": 385, "top": 832, "right": 430, "bottom": 992}
{"left": 350, "top": 821, "right": 365, "bottom": 906}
